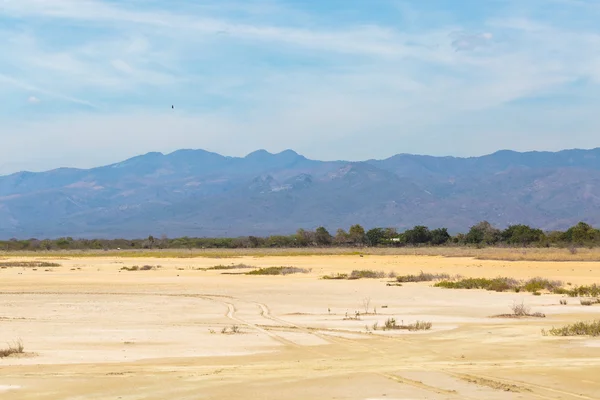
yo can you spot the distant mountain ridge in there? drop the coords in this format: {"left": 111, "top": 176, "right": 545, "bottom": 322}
{"left": 1, "top": 147, "right": 600, "bottom": 239}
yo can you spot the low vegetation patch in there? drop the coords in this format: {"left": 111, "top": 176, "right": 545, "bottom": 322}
{"left": 200, "top": 263, "right": 255, "bottom": 271}
{"left": 322, "top": 273, "right": 349, "bottom": 280}
{"left": 120, "top": 265, "right": 160, "bottom": 271}
{"left": 246, "top": 266, "right": 311, "bottom": 276}
{"left": 434, "top": 276, "right": 567, "bottom": 294}
{"left": 580, "top": 298, "right": 600, "bottom": 306}
{"left": 0, "top": 339, "right": 24, "bottom": 358}
{"left": 220, "top": 325, "right": 242, "bottom": 334}
{"left": 0, "top": 261, "right": 60, "bottom": 268}
{"left": 492, "top": 301, "right": 545, "bottom": 318}
{"left": 322, "top": 269, "right": 387, "bottom": 280}
{"left": 434, "top": 277, "right": 520, "bottom": 292}
{"left": 376, "top": 318, "right": 432, "bottom": 331}
{"left": 543, "top": 320, "right": 600, "bottom": 337}
{"left": 396, "top": 271, "right": 453, "bottom": 283}
{"left": 565, "top": 284, "right": 600, "bottom": 297}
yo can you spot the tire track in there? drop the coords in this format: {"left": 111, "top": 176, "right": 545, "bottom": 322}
{"left": 445, "top": 371, "right": 596, "bottom": 400}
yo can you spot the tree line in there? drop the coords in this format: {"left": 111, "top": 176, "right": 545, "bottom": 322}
{"left": 1, "top": 221, "right": 599, "bottom": 251}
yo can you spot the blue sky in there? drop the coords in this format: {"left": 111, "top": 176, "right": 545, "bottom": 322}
{"left": 1, "top": 0, "right": 600, "bottom": 174}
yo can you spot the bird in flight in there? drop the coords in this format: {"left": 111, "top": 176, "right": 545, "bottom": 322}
{"left": 172, "top": 105, "right": 174, "bottom": 109}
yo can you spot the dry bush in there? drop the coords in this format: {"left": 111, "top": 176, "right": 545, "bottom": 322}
{"left": 379, "top": 318, "right": 432, "bottom": 331}
{"left": 396, "top": 270, "right": 453, "bottom": 283}
{"left": 560, "top": 299, "right": 568, "bottom": 305}
{"left": 511, "top": 301, "right": 531, "bottom": 316}
{"left": 321, "top": 273, "right": 348, "bottom": 280}
{"left": 0, "top": 339, "right": 24, "bottom": 358}
{"left": 349, "top": 270, "right": 386, "bottom": 279}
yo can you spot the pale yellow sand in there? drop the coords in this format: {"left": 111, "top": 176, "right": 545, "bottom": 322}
{"left": 1, "top": 254, "right": 600, "bottom": 399}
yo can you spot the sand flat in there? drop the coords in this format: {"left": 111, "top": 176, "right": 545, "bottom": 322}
{"left": 1, "top": 254, "right": 600, "bottom": 399}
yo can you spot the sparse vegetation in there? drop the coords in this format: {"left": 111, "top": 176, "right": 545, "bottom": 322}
{"left": 323, "top": 270, "right": 385, "bottom": 280}
{"left": 200, "top": 263, "right": 255, "bottom": 271}
{"left": 349, "top": 270, "right": 386, "bottom": 279}
{"left": 322, "top": 273, "right": 349, "bottom": 280}
{"left": 434, "top": 277, "right": 520, "bottom": 292}
{"left": 435, "top": 276, "right": 569, "bottom": 295}
{"left": 0, "top": 339, "right": 24, "bottom": 358}
{"left": 376, "top": 317, "right": 432, "bottom": 331}
{"left": 543, "top": 320, "right": 600, "bottom": 337}
{"left": 0, "top": 261, "right": 60, "bottom": 268}
{"left": 580, "top": 298, "right": 600, "bottom": 306}
{"left": 120, "top": 265, "right": 160, "bottom": 271}
{"left": 492, "top": 301, "right": 545, "bottom": 318}
{"left": 246, "top": 266, "right": 311, "bottom": 276}
{"left": 396, "top": 271, "right": 453, "bottom": 283}
{"left": 219, "top": 325, "right": 242, "bottom": 334}
{"left": 560, "top": 299, "right": 568, "bottom": 305}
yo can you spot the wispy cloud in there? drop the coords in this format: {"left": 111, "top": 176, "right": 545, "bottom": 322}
{"left": 1, "top": 0, "right": 600, "bottom": 173}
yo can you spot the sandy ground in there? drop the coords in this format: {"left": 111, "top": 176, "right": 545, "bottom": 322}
{"left": 1, "top": 254, "right": 600, "bottom": 399}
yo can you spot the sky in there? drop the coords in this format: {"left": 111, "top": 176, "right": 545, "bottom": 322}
{"left": 1, "top": 0, "right": 600, "bottom": 174}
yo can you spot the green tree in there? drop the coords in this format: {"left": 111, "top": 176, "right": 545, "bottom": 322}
{"left": 404, "top": 226, "right": 432, "bottom": 245}
{"left": 430, "top": 228, "right": 450, "bottom": 245}
{"left": 466, "top": 221, "right": 501, "bottom": 245}
{"left": 334, "top": 229, "right": 349, "bottom": 246}
{"left": 563, "top": 222, "right": 599, "bottom": 244}
{"left": 348, "top": 224, "right": 366, "bottom": 245}
{"left": 502, "top": 224, "right": 544, "bottom": 246}
{"left": 366, "top": 228, "right": 385, "bottom": 246}
{"left": 314, "top": 227, "right": 332, "bottom": 246}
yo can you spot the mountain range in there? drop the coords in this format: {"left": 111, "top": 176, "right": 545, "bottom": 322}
{"left": 1, "top": 147, "right": 599, "bottom": 239}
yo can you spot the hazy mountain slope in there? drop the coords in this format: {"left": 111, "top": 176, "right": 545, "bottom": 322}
{"left": 0, "top": 148, "right": 599, "bottom": 239}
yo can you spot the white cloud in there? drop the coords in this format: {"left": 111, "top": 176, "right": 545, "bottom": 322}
{"left": 28, "top": 96, "right": 40, "bottom": 104}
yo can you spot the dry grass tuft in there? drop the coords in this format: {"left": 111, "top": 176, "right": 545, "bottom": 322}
{"left": 0, "top": 261, "right": 60, "bottom": 268}
{"left": 323, "top": 270, "right": 386, "bottom": 280}
{"left": 0, "top": 339, "right": 24, "bottom": 358}
{"left": 377, "top": 318, "right": 432, "bottom": 331}
{"left": 580, "top": 298, "right": 600, "bottom": 306}
{"left": 396, "top": 271, "right": 454, "bottom": 283}
{"left": 5, "top": 246, "right": 600, "bottom": 261}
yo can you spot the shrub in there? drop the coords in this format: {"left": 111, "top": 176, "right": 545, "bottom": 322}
{"left": 523, "top": 277, "right": 562, "bottom": 293}
{"left": 396, "top": 271, "right": 451, "bottom": 283}
{"left": 580, "top": 298, "right": 600, "bottom": 306}
{"left": 246, "top": 266, "right": 311, "bottom": 276}
{"left": 511, "top": 301, "right": 531, "bottom": 316}
{"left": 434, "top": 277, "right": 519, "bottom": 292}
{"left": 543, "top": 320, "right": 600, "bottom": 337}
{"left": 349, "top": 270, "right": 386, "bottom": 279}
{"left": 560, "top": 299, "right": 568, "bottom": 305}
{"left": 202, "top": 263, "right": 255, "bottom": 271}
{"left": 322, "top": 273, "right": 348, "bottom": 280}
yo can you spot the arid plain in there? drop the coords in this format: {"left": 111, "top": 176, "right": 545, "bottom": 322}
{"left": 2, "top": 249, "right": 600, "bottom": 399}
